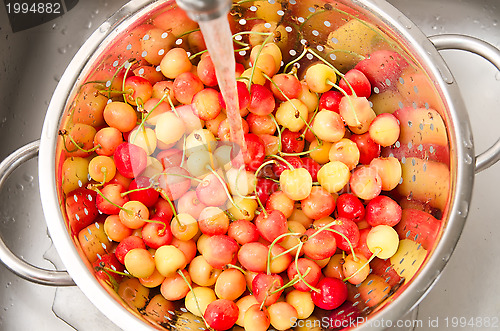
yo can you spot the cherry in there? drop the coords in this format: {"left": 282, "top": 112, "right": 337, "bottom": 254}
{"left": 93, "top": 253, "right": 125, "bottom": 284}
{"left": 248, "top": 84, "right": 275, "bottom": 116}
{"left": 336, "top": 193, "right": 365, "bottom": 222}
{"left": 318, "top": 90, "right": 343, "bottom": 113}
{"left": 197, "top": 54, "right": 218, "bottom": 87}
{"left": 394, "top": 208, "right": 441, "bottom": 250}
{"left": 151, "top": 198, "right": 174, "bottom": 222}
{"left": 281, "top": 129, "right": 305, "bottom": 154}
{"left": 157, "top": 148, "right": 183, "bottom": 169}
{"left": 301, "top": 186, "right": 336, "bottom": 220}
{"left": 243, "top": 304, "right": 270, "bottom": 331}
{"left": 247, "top": 113, "right": 276, "bottom": 135}
{"left": 231, "top": 133, "right": 266, "bottom": 172}
{"left": 303, "top": 227, "right": 337, "bottom": 260}
{"left": 228, "top": 219, "right": 260, "bottom": 245}
{"left": 115, "top": 236, "right": 146, "bottom": 265}
{"left": 271, "top": 155, "right": 302, "bottom": 177}
{"left": 198, "top": 207, "right": 230, "bottom": 236}
{"left": 192, "top": 88, "right": 222, "bottom": 121}
{"left": 95, "top": 183, "right": 129, "bottom": 215}
{"left": 270, "top": 73, "right": 302, "bottom": 101}
{"left": 124, "top": 75, "right": 153, "bottom": 105}
{"left": 113, "top": 142, "right": 148, "bottom": 179}
{"left": 94, "top": 127, "right": 124, "bottom": 156}
{"left": 238, "top": 242, "right": 268, "bottom": 273}
{"left": 366, "top": 195, "right": 402, "bottom": 227}
{"left": 311, "top": 277, "right": 348, "bottom": 310}
{"left": 141, "top": 217, "right": 172, "bottom": 249}
{"left": 195, "top": 173, "right": 229, "bottom": 207}
{"left": 252, "top": 273, "right": 284, "bottom": 306}
{"left": 202, "top": 234, "right": 239, "bottom": 269}
{"left": 286, "top": 258, "right": 321, "bottom": 292}
{"left": 370, "top": 257, "right": 402, "bottom": 287}
{"left": 350, "top": 132, "right": 381, "bottom": 165}
{"left": 338, "top": 68, "right": 371, "bottom": 98}
{"left": 172, "top": 71, "right": 204, "bottom": 105}
{"left": 177, "top": 190, "right": 206, "bottom": 219}
{"left": 204, "top": 299, "right": 239, "bottom": 331}
{"left": 65, "top": 188, "right": 99, "bottom": 235}
{"left": 219, "top": 81, "right": 251, "bottom": 116}
{"left": 255, "top": 177, "right": 279, "bottom": 206}
{"left": 300, "top": 157, "right": 321, "bottom": 182}
{"left": 158, "top": 166, "right": 191, "bottom": 201}
{"left": 255, "top": 209, "right": 287, "bottom": 243}
{"left": 330, "top": 218, "right": 360, "bottom": 252}
{"left": 126, "top": 176, "right": 159, "bottom": 208}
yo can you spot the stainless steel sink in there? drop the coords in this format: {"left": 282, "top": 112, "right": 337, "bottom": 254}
{"left": 0, "top": 0, "right": 499, "bottom": 330}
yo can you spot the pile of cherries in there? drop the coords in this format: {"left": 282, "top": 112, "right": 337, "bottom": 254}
{"left": 59, "top": 4, "right": 443, "bottom": 331}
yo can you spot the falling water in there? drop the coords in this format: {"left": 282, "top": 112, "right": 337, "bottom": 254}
{"left": 198, "top": 15, "right": 247, "bottom": 157}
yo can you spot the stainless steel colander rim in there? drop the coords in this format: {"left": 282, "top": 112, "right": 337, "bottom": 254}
{"left": 38, "top": 0, "right": 475, "bottom": 330}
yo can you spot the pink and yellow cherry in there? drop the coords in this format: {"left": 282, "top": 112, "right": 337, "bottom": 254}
{"left": 160, "top": 47, "right": 192, "bottom": 79}
{"left": 366, "top": 225, "right": 399, "bottom": 259}
{"left": 280, "top": 167, "right": 313, "bottom": 201}
{"left": 204, "top": 299, "right": 240, "bottom": 331}
{"left": 301, "top": 186, "right": 336, "bottom": 220}
{"left": 342, "top": 253, "right": 370, "bottom": 285}
{"left": 202, "top": 235, "right": 239, "bottom": 269}
{"left": 270, "top": 73, "right": 302, "bottom": 101}
{"left": 255, "top": 210, "right": 288, "bottom": 243}
{"left": 369, "top": 113, "right": 400, "bottom": 147}
{"left": 312, "top": 109, "right": 345, "bottom": 143}
{"left": 287, "top": 258, "right": 322, "bottom": 292}
{"left": 171, "top": 213, "right": 199, "bottom": 241}
{"left": 195, "top": 173, "right": 229, "bottom": 207}
{"left": 160, "top": 269, "right": 191, "bottom": 301}
{"left": 119, "top": 200, "right": 149, "bottom": 229}
{"left": 251, "top": 52, "right": 277, "bottom": 77}
{"left": 134, "top": 65, "right": 165, "bottom": 86}
{"left": 171, "top": 238, "right": 197, "bottom": 264}
{"left": 124, "top": 76, "right": 153, "bottom": 106}
{"left": 268, "top": 302, "right": 298, "bottom": 331}
{"left": 268, "top": 243, "right": 292, "bottom": 274}
{"left": 152, "top": 80, "right": 176, "bottom": 103}
{"left": 338, "top": 68, "right": 372, "bottom": 98}
{"left": 339, "top": 96, "right": 376, "bottom": 133}
{"left": 218, "top": 117, "right": 249, "bottom": 141}
{"left": 311, "top": 277, "right": 348, "bottom": 310}
{"left": 350, "top": 166, "right": 382, "bottom": 200}
{"left": 215, "top": 268, "right": 246, "bottom": 301}
{"left": 303, "top": 227, "right": 337, "bottom": 260}
{"left": 226, "top": 196, "right": 258, "bottom": 221}
{"left": 206, "top": 112, "right": 227, "bottom": 137}
{"left": 248, "top": 84, "right": 275, "bottom": 116}
{"left": 235, "top": 295, "right": 258, "bottom": 327}
{"left": 129, "top": 126, "right": 157, "bottom": 156}
{"left": 154, "top": 245, "right": 187, "bottom": 277}
{"left": 351, "top": 132, "right": 381, "bottom": 164}
{"left": 247, "top": 113, "right": 276, "bottom": 135}
{"left": 366, "top": 195, "right": 402, "bottom": 227}
{"left": 329, "top": 138, "right": 360, "bottom": 170}
{"left": 308, "top": 139, "right": 332, "bottom": 164}
{"left": 72, "top": 84, "right": 107, "bottom": 127}
{"left": 158, "top": 166, "right": 191, "bottom": 201}
{"left": 305, "top": 63, "right": 336, "bottom": 93}
{"left": 330, "top": 217, "right": 360, "bottom": 252}
{"left": 197, "top": 55, "right": 217, "bottom": 86}
{"left": 88, "top": 155, "right": 116, "bottom": 183}
{"left": 238, "top": 242, "right": 268, "bottom": 273}
{"left": 115, "top": 235, "right": 146, "bottom": 265}
{"left": 317, "top": 161, "right": 351, "bottom": 194}
{"left": 252, "top": 273, "right": 284, "bottom": 306}
{"left": 286, "top": 290, "right": 314, "bottom": 320}
{"left": 198, "top": 207, "right": 230, "bottom": 236}
{"left": 173, "top": 72, "right": 204, "bottom": 105}
{"left": 124, "top": 248, "right": 155, "bottom": 279}
{"left": 370, "top": 157, "right": 402, "bottom": 191}
{"left": 103, "top": 102, "right": 138, "bottom": 133}
{"left": 279, "top": 221, "right": 306, "bottom": 256}
{"left": 275, "top": 99, "right": 309, "bottom": 132}
{"left": 323, "top": 254, "right": 345, "bottom": 280}
{"left": 141, "top": 217, "right": 172, "bottom": 249}
{"left": 104, "top": 214, "right": 133, "bottom": 242}
{"left": 113, "top": 142, "right": 148, "bottom": 179}
{"left": 192, "top": 88, "right": 222, "bottom": 121}
{"left": 265, "top": 191, "right": 294, "bottom": 218}
{"left": 298, "top": 81, "right": 319, "bottom": 113}
{"left": 243, "top": 304, "right": 270, "bottom": 331}
{"left": 188, "top": 255, "right": 222, "bottom": 287}
{"left": 95, "top": 183, "right": 129, "bottom": 215}
{"left": 319, "top": 90, "right": 343, "bottom": 113}
{"left": 94, "top": 127, "right": 123, "bottom": 156}
{"left": 228, "top": 219, "right": 259, "bottom": 246}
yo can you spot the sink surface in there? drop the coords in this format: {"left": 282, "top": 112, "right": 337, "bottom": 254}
{"left": 0, "top": 0, "right": 499, "bottom": 330}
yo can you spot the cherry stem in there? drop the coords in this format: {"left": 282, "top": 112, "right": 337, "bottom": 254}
{"left": 104, "top": 58, "right": 134, "bottom": 99}
{"left": 270, "top": 240, "right": 301, "bottom": 261}
{"left": 294, "top": 242, "right": 320, "bottom": 293}
{"left": 145, "top": 218, "right": 168, "bottom": 235}
{"left": 101, "top": 266, "right": 130, "bottom": 278}
{"left": 166, "top": 94, "right": 180, "bottom": 118}
{"left": 343, "top": 247, "right": 381, "bottom": 283}
{"left": 266, "top": 232, "right": 302, "bottom": 275}
{"left": 247, "top": 32, "right": 273, "bottom": 93}
{"left": 121, "top": 184, "right": 154, "bottom": 197}
{"left": 177, "top": 27, "right": 201, "bottom": 39}
{"left": 225, "top": 264, "right": 247, "bottom": 275}
{"left": 188, "top": 49, "right": 208, "bottom": 60}
{"left": 206, "top": 165, "right": 247, "bottom": 217}
{"left": 59, "top": 132, "right": 100, "bottom": 154}
{"left": 269, "top": 114, "right": 283, "bottom": 154}
{"left": 269, "top": 154, "right": 295, "bottom": 171}
{"left": 269, "top": 269, "right": 310, "bottom": 295}
{"left": 88, "top": 185, "right": 134, "bottom": 216}
{"left": 284, "top": 47, "right": 308, "bottom": 73}
{"left": 131, "top": 92, "right": 169, "bottom": 144}
{"left": 121, "top": 59, "right": 137, "bottom": 105}
{"left": 177, "top": 269, "right": 210, "bottom": 329}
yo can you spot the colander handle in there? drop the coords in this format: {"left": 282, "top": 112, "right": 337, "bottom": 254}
{"left": 429, "top": 34, "right": 500, "bottom": 173}
{"left": 0, "top": 141, "right": 75, "bottom": 286}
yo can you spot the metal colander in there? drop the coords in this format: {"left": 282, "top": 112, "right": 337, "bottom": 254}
{"left": 0, "top": 0, "right": 500, "bottom": 330}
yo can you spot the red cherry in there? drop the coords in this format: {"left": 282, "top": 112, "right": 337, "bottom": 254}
{"left": 319, "top": 90, "right": 342, "bottom": 113}
{"left": 281, "top": 129, "right": 305, "bottom": 153}
{"left": 255, "top": 177, "right": 279, "bottom": 206}
{"left": 115, "top": 236, "right": 146, "bottom": 264}
{"left": 96, "top": 183, "right": 129, "bottom": 215}
{"left": 254, "top": 210, "right": 287, "bottom": 243}
{"left": 141, "top": 217, "right": 173, "bottom": 249}
{"left": 127, "top": 176, "right": 160, "bottom": 208}
{"left": 271, "top": 155, "right": 302, "bottom": 177}
{"left": 202, "top": 235, "right": 239, "bottom": 269}
{"left": 231, "top": 133, "right": 266, "bottom": 172}
{"left": 311, "top": 277, "right": 348, "bottom": 310}
{"left": 350, "top": 133, "right": 381, "bottom": 165}
{"left": 338, "top": 69, "right": 371, "bottom": 98}
{"left": 248, "top": 84, "right": 275, "bottom": 116}
{"left": 157, "top": 148, "right": 183, "bottom": 168}
{"left": 300, "top": 157, "right": 321, "bottom": 182}
{"left": 252, "top": 273, "right": 284, "bottom": 306}
{"left": 287, "top": 258, "right": 321, "bottom": 292}
{"left": 65, "top": 188, "right": 99, "bottom": 235}
{"left": 365, "top": 195, "right": 402, "bottom": 227}
{"left": 113, "top": 142, "right": 148, "bottom": 179}
{"left": 330, "top": 218, "right": 360, "bottom": 252}
{"left": 336, "top": 193, "right": 365, "bottom": 222}
{"left": 93, "top": 253, "right": 125, "bottom": 283}
{"left": 204, "top": 299, "right": 239, "bottom": 331}
{"left": 151, "top": 198, "right": 174, "bottom": 222}
{"left": 219, "top": 81, "right": 250, "bottom": 114}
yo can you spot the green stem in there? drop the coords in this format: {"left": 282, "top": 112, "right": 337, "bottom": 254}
{"left": 266, "top": 232, "right": 302, "bottom": 275}
{"left": 177, "top": 269, "right": 210, "bottom": 328}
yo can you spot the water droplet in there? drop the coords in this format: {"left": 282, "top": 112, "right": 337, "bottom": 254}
{"left": 16, "top": 184, "right": 24, "bottom": 191}
{"left": 99, "top": 22, "right": 111, "bottom": 33}
{"left": 58, "top": 47, "right": 67, "bottom": 54}
{"left": 23, "top": 174, "right": 33, "bottom": 183}
{"left": 495, "top": 72, "right": 500, "bottom": 81}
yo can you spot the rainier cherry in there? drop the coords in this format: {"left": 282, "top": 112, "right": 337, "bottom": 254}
{"left": 255, "top": 209, "right": 287, "bottom": 243}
